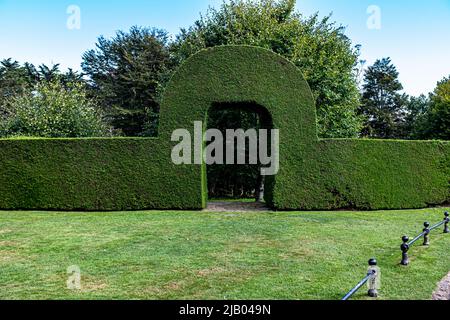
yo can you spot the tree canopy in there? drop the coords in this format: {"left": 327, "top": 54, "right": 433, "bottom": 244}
{"left": 416, "top": 76, "right": 450, "bottom": 140}
{"left": 359, "top": 57, "right": 409, "bottom": 139}
{"left": 82, "top": 26, "right": 173, "bottom": 136}
{"left": 0, "top": 60, "right": 84, "bottom": 119}
{"left": 173, "top": 0, "right": 363, "bottom": 138}
{"left": 1, "top": 0, "right": 448, "bottom": 147}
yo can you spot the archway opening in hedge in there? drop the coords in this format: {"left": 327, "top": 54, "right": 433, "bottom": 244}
{"left": 206, "top": 101, "right": 274, "bottom": 202}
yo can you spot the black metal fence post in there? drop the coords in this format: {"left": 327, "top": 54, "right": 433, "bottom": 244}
{"left": 444, "top": 212, "right": 449, "bottom": 234}
{"left": 367, "top": 259, "right": 379, "bottom": 298}
{"left": 400, "top": 212, "right": 450, "bottom": 266}
{"left": 401, "top": 236, "right": 410, "bottom": 266}
{"left": 342, "top": 258, "right": 379, "bottom": 300}
{"left": 423, "top": 222, "right": 430, "bottom": 246}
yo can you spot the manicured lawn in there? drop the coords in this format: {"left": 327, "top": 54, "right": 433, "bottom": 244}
{"left": 0, "top": 208, "right": 449, "bottom": 300}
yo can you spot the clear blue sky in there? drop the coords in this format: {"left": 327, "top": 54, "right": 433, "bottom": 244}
{"left": 0, "top": 0, "right": 449, "bottom": 96}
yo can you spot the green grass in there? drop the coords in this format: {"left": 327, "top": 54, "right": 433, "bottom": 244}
{"left": 0, "top": 208, "right": 449, "bottom": 300}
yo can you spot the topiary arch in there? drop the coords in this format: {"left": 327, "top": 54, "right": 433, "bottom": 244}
{"left": 159, "top": 45, "right": 319, "bottom": 208}
{"left": 0, "top": 45, "right": 448, "bottom": 211}
{"left": 159, "top": 45, "right": 449, "bottom": 210}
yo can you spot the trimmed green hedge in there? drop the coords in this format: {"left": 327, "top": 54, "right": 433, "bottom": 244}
{"left": 273, "top": 139, "right": 449, "bottom": 210}
{"left": 0, "top": 138, "right": 202, "bottom": 210}
{"left": 159, "top": 46, "right": 319, "bottom": 208}
{"left": 0, "top": 46, "right": 448, "bottom": 210}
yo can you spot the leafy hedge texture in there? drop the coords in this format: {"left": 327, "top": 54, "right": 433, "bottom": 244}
{"left": 0, "top": 46, "right": 448, "bottom": 210}
{"left": 277, "top": 139, "right": 449, "bottom": 210}
{"left": 0, "top": 139, "right": 202, "bottom": 210}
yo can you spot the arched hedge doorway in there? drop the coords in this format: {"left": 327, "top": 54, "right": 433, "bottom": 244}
{"left": 159, "top": 45, "right": 317, "bottom": 208}
{"left": 206, "top": 102, "right": 274, "bottom": 202}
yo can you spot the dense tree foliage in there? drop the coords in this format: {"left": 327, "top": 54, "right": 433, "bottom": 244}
{"left": 401, "top": 95, "right": 430, "bottom": 140}
{"left": 0, "top": 81, "right": 108, "bottom": 138}
{"left": 359, "top": 59, "right": 449, "bottom": 141}
{"left": 359, "top": 58, "right": 410, "bottom": 139}
{"left": 415, "top": 76, "right": 450, "bottom": 140}
{"left": 173, "top": 0, "right": 363, "bottom": 138}
{"left": 0, "top": 59, "right": 35, "bottom": 118}
{"left": 0, "top": 60, "right": 84, "bottom": 118}
{"left": 82, "top": 26, "right": 173, "bottom": 136}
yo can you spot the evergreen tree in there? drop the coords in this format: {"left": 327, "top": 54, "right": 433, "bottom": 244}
{"left": 0, "top": 59, "right": 36, "bottom": 119}
{"left": 82, "top": 26, "right": 173, "bottom": 136}
{"left": 359, "top": 58, "right": 409, "bottom": 138}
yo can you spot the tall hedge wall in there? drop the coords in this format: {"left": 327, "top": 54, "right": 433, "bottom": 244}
{"left": 0, "top": 46, "right": 448, "bottom": 211}
{"left": 0, "top": 138, "right": 203, "bottom": 211}
{"left": 273, "top": 139, "right": 450, "bottom": 210}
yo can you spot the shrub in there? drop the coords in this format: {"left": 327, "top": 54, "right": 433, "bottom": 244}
{"left": 0, "top": 81, "right": 108, "bottom": 138}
